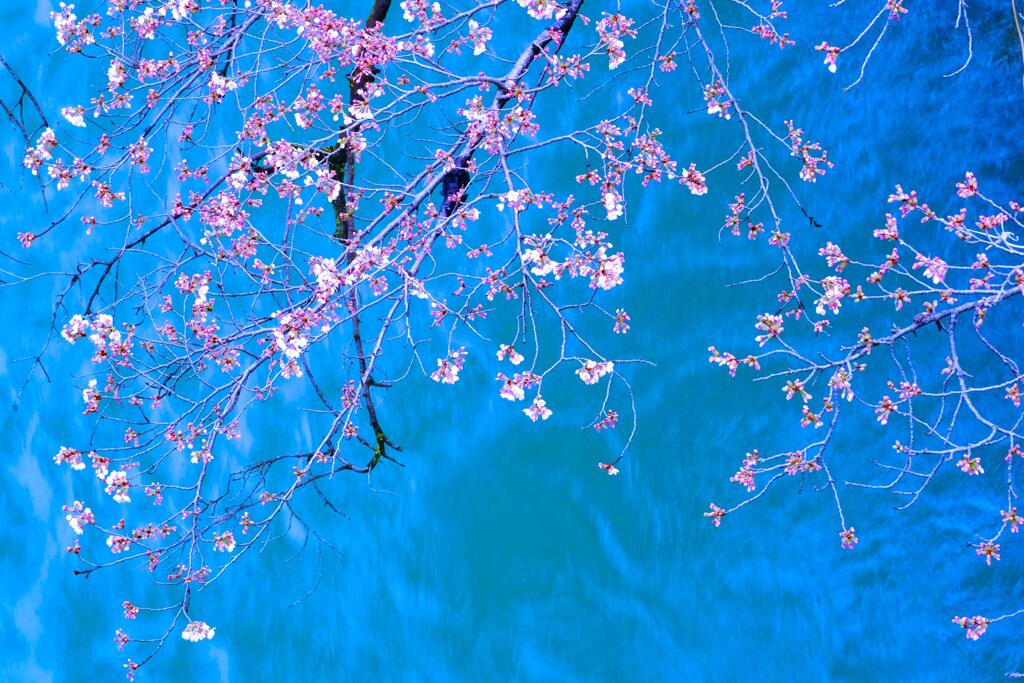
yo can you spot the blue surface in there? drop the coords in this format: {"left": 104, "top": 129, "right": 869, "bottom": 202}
{"left": 1, "top": 1, "right": 1023, "bottom": 681}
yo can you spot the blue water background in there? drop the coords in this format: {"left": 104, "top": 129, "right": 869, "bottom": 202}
{"left": 1, "top": 1, "right": 1023, "bottom": 680}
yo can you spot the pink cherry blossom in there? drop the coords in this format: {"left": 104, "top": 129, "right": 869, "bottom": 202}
{"left": 181, "top": 621, "right": 215, "bottom": 642}
{"left": 814, "top": 41, "right": 840, "bottom": 73}
{"left": 523, "top": 395, "right": 553, "bottom": 422}
{"left": 975, "top": 542, "right": 1000, "bottom": 565}
{"left": 497, "top": 344, "right": 525, "bottom": 365}
{"left": 957, "top": 454, "right": 984, "bottom": 475}
{"left": 213, "top": 531, "right": 236, "bottom": 553}
{"left": 704, "top": 503, "right": 725, "bottom": 527}
{"left": 952, "top": 615, "right": 990, "bottom": 640}
{"left": 431, "top": 348, "right": 467, "bottom": 385}
{"left": 576, "top": 360, "right": 614, "bottom": 385}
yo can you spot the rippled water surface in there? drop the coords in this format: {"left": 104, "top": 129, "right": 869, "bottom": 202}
{"left": 2, "top": 1, "right": 1024, "bottom": 681}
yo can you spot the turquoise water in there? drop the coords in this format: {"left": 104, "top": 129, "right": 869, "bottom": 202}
{"left": 2, "top": 1, "right": 1023, "bottom": 681}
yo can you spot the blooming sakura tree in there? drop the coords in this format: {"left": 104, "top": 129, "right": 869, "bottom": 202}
{"left": 707, "top": 174, "right": 1024, "bottom": 642}
{"left": 2, "top": 0, "right": 1014, "bottom": 676}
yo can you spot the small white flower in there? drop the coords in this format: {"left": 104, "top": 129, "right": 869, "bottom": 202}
{"left": 104, "top": 470, "right": 131, "bottom": 504}
{"left": 182, "top": 621, "right": 216, "bottom": 642}
{"left": 603, "top": 192, "right": 623, "bottom": 221}
{"left": 60, "top": 106, "right": 86, "bottom": 128}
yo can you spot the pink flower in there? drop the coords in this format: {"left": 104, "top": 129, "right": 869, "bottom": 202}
{"left": 613, "top": 308, "right": 630, "bottom": 334}
{"left": 596, "top": 13, "right": 636, "bottom": 69}
{"left": 496, "top": 372, "right": 529, "bottom": 401}
{"left": 784, "top": 452, "right": 808, "bottom": 475}
{"left": 730, "top": 466, "right": 756, "bottom": 492}
{"left": 60, "top": 317, "right": 88, "bottom": 348}
{"left": 104, "top": 470, "right": 131, "bottom": 503}
{"left": 63, "top": 500, "right": 95, "bottom": 535}
{"left": 467, "top": 20, "right": 492, "bottom": 56}
{"left": 1002, "top": 507, "right": 1022, "bottom": 533}
{"left": 897, "top": 382, "right": 921, "bottom": 400}
{"left": 875, "top": 396, "right": 896, "bottom": 425}
{"left": 597, "top": 462, "right": 619, "bottom": 476}
{"left": 814, "top": 41, "right": 840, "bottom": 73}
{"left": 54, "top": 446, "right": 86, "bottom": 471}
{"left": 208, "top": 72, "right": 237, "bottom": 103}
{"left": 181, "top": 620, "right": 216, "bottom": 642}
{"left": 400, "top": 0, "right": 441, "bottom": 23}
{"left": 828, "top": 368, "right": 855, "bottom": 402}
{"left": 952, "top": 615, "right": 989, "bottom": 640}
{"left": 975, "top": 542, "right": 1000, "bottom": 565}
{"left": 515, "top": 0, "right": 565, "bottom": 20}
{"left": 886, "top": 0, "right": 908, "bottom": 20}
{"left": 912, "top": 254, "right": 948, "bottom": 284}
{"left": 213, "top": 531, "right": 236, "bottom": 553}
{"left": 106, "top": 534, "right": 132, "bottom": 554}
{"left": 22, "top": 127, "right": 57, "bottom": 175}
{"left": 681, "top": 163, "right": 708, "bottom": 196}
{"left": 523, "top": 395, "right": 553, "bottom": 422}
{"left": 496, "top": 344, "right": 524, "bottom": 365}
{"left": 704, "top": 503, "right": 725, "bottom": 527}
{"left": 430, "top": 348, "right": 467, "bottom": 384}
{"left": 814, "top": 276, "right": 850, "bottom": 315}
{"left": 754, "top": 313, "right": 784, "bottom": 346}
{"left": 576, "top": 360, "right": 614, "bottom": 385}
{"left": 107, "top": 59, "right": 126, "bottom": 89}
{"left": 60, "top": 105, "right": 86, "bottom": 127}
{"left": 800, "top": 406, "right": 824, "bottom": 429}
{"left": 839, "top": 527, "right": 858, "bottom": 549}
{"left": 188, "top": 445, "right": 214, "bottom": 464}
{"left": 873, "top": 213, "right": 900, "bottom": 240}
{"left": 955, "top": 171, "right": 978, "bottom": 198}
{"left": 589, "top": 250, "right": 625, "bottom": 290}
{"left": 819, "top": 242, "right": 849, "bottom": 271}
{"left": 593, "top": 410, "right": 619, "bottom": 431}
{"left": 310, "top": 257, "right": 341, "bottom": 302}
{"left": 704, "top": 82, "right": 731, "bottom": 118}
{"left": 782, "top": 379, "right": 810, "bottom": 402}
{"left": 603, "top": 191, "right": 623, "bottom": 220}
{"left": 495, "top": 374, "right": 524, "bottom": 401}
{"left": 785, "top": 120, "right": 832, "bottom": 182}
{"left": 957, "top": 454, "right": 984, "bottom": 475}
